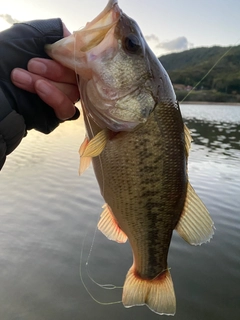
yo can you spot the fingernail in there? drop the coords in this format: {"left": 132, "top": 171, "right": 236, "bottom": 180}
{"left": 35, "top": 80, "right": 52, "bottom": 96}
{"left": 28, "top": 60, "right": 47, "bottom": 75}
{"left": 12, "top": 69, "right": 32, "bottom": 85}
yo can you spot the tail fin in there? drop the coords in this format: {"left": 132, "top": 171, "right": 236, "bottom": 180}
{"left": 122, "top": 266, "right": 176, "bottom": 316}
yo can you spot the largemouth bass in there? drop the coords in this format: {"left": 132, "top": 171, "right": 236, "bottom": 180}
{"left": 46, "top": 0, "right": 214, "bottom": 315}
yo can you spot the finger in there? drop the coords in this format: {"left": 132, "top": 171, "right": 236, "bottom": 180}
{"left": 11, "top": 69, "right": 80, "bottom": 102}
{"left": 35, "top": 79, "right": 77, "bottom": 120}
{"left": 27, "top": 58, "right": 78, "bottom": 84}
{"left": 11, "top": 69, "right": 35, "bottom": 92}
{"left": 52, "top": 82, "right": 80, "bottom": 103}
{"left": 11, "top": 69, "right": 79, "bottom": 120}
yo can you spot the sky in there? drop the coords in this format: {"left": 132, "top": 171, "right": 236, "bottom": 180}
{"left": 1, "top": 0, "right": 240, "bottom": 57}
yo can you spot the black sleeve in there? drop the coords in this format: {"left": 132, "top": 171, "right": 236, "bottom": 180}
{"left": 0, "top": 19, "right": 65, "bottom": 170}
{"left": 0, "top": 87, "right": 26, "bottom": 170}
{"left": 0, "top": 18, "right": 64, "bottom": 133}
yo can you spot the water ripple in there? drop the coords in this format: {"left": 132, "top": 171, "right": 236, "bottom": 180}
{"left": 0, "top": 105, "right": 240, "bottom": 319}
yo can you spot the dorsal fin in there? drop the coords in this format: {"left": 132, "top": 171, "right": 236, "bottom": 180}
{"left": 184, "top": 124, "right": 192, "bottom": 158}
{"left": 176, "top": 182, "right": 214, "bottom": 245}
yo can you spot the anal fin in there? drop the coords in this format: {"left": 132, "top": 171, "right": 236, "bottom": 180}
{"left": 176, "top": 182, "right": 214, "bottom": 245}
{"left": 122, "top": 267, "right": 176, "bottom": 316}
{"left": 97, "top": 204, "right": 127, "bottom": 243}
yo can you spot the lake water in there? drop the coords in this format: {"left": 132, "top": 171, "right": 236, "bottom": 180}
{"left": 0, "top": 103, "right": 240, "bottom": 320}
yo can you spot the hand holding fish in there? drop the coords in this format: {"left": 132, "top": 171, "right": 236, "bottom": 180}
{"left": 11, "top": 58, "right": 80, "bottom": 121}
{"left": 0, "top": 18, "right": 80, "bottom": 170}
{"left": 11, "top": 22, "right": 80, "bottom": 121}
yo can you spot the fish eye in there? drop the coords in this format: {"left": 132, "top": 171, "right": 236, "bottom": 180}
{"left": 124, "top": 34, "right": 141, "bottom": 54}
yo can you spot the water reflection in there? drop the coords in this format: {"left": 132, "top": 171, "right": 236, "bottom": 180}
{"left": 0, "top": 104, "right": 239, "bottom": 320}
{"left": 184, "top": 118, "right": 240, "bottom": 159}
{"left": 181, "top": 104, "right": 240, "bottom": 161}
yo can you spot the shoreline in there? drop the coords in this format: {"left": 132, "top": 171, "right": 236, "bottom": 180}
{"left": 180, "top": 101, "right": 240, "bottom": 106}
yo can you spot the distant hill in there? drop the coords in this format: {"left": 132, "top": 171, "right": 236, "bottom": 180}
{"left": 159, "top": 45, "right": 240, "bottom": 102}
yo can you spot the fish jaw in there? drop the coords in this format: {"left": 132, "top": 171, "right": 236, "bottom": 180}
{"left": 45, "top": 0, "right": 121, "bottom": 78}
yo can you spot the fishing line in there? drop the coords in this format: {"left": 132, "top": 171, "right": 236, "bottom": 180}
{"left": 73, "top": 30, "right": 106, "bottom": 196}
{"left": 73, "top": 29, "right": 120, "bottom": 297}
{"left": 79, "top": 230, "right": 122, "bottom": 305}
{"left": 180, "top": 39, "right": 240, "bottom": 103}
{"left": 85, "top": 224, "right": 123, "bottom": 290}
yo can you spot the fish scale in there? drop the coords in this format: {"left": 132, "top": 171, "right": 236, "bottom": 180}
{"left": 89, "top": 101, "right": 187, "bottom": 280}
{"left": 46, "top": 0, "right": 214, "bottom": 315}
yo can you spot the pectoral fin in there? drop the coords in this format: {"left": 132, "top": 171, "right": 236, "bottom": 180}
{"left": 78, "top": 129, "right": 109, "bottom": 175}
{"left": 81, "top": 129, "right": 109, "bottom": 158}
{"left": 98, "top": 204, "right": 128, "bottom": 243}
{"left": 78, "top": 137, "right": 92, "bottom": 175}
{"left": 176, "top": 182, "right": 214, "bottom": 245}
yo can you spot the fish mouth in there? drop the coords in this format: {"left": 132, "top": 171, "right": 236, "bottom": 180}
{"left": 79, "top": 0, "right": 120, "bottom": 52}
{"left": 46, "top": 0, "right": 150, "bottom": 132}
{"left": 45, "top": 0, "right": 121, "bottom": 75}
{"left": 45, "top": 0, "right": 140, "bottom": 132}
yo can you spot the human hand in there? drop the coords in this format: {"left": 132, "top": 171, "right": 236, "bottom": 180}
{"left": 11, "top": 58, "right": 80, "bottom": 121}
{"left": 0, "top": 18, "right": 79, "bottom": 134}
{"left": 11, "top": 24, "right": 80, "bottom": 121}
